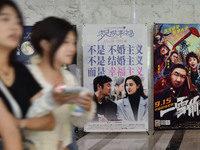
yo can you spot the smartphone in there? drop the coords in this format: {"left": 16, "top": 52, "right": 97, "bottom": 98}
{"left": 63, "top": 88, "right": 82, "bottom": 96}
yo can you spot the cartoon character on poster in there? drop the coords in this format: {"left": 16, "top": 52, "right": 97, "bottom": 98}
{"left": 153, "top": 23, "right": 200, "bottom": 129}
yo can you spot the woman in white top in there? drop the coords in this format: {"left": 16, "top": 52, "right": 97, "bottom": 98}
{"left": 26, "top": 17, "right": 95, "bottom": 150}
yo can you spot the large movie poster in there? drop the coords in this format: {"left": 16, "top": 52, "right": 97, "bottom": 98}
{"left": 83, "top": 24, "right": 148, "bottom": 132}
{"left": 154, "top": 23, "right": 200, "bottom": 130}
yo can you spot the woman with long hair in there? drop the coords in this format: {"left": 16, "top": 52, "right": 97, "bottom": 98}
{"left": 154, "top": 40, "right": 172, "bottom": 84}
{"left": 116, "top": 75, "right": 148, "bottom": 122}
{"left": 0, "top": 1, "right": 82, "bottom": 149}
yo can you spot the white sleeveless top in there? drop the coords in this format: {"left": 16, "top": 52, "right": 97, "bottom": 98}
{"left": 24, "top": 64, "right": 96, "bottom": 150}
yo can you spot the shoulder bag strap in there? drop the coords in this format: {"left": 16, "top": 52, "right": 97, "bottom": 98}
{"left": 0, "top": 80, "right": 22, "bottom": 118}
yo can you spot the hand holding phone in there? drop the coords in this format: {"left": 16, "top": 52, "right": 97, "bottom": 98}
{"left": 53, "top": 85, "right": 80, "bottom": 105}
{"left": 63, "top": 88, "right": 82, "bottom": 96}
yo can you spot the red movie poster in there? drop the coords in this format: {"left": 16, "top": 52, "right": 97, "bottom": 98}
{"left": 154, "top": 23, "right": 200, "bottom": 130}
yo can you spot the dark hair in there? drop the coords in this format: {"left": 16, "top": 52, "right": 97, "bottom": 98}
{"left": 154, "top": 43, "right": 170, "bottom": 68}
{"left": 31, "top": 17, "right": 77, "bottom": 67}
{"left": 171, "top": 62, "right": 187, "bottom": 74}
{"left": 124, "top": 75, "right": 147, "bottom": 99}
{"left": 159, "top": 44, "right": 170, "bottom": 56}
{"left": 170, "top": 51, "right": 178, "bottom": 57}
{"left": 170, "top": 62, "right": 188, "bottom": 91}
{"left": 93, "top": 75, "right": 112, "bottom": 92}
{"left": 186, "top": 51, "right": 199, "bottom": 66}
{"left": 0, "top": 0, "right": 24, "bottom": 65}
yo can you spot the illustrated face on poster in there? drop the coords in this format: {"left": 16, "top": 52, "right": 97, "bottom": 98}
{"left": 170, "top": 53, "right": 178, "bottom": 63}
{"left": 170, "top": 68, "right": 187, "bottom": 88}
{"left": 188, "top": 57, "right": 198, "bottom": 70}
{"left": 153, "top": 23, "right": 200, "bottom": 130}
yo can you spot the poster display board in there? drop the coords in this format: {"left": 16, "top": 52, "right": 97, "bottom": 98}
{"left": 83, "top": 24, "right": 148, "bottom": 132}
{"left": 154, "top": 23, "right": 200, "bottom": 130}
{"left": 16, "top": 26, "right": 36, "bottom": 64}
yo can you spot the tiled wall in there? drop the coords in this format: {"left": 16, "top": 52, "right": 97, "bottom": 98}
{"left": 14, "top": 0, "right": 200, "bottom": 133}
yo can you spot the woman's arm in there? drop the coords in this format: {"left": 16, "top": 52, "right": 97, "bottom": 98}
{"left": 0, "top": 98, "right": 22, "bottom": 150}
{"left": 15, "top": 112, "right": 56, "bottom": 131}
{"left": 71, "top": 93, "right": 96, "bottom": 127}
{"left": 24, "top": 87, "right": 77, "bottom": 131}
{"left": 26, "top": 90, "right": 78, "bottom": 118}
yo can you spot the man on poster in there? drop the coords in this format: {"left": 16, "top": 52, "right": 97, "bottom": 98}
{"left": 154, "top": 63, "right": 198, "bottom": 124}
{"left": 154, "top": 63, "right": 197, "bottom": 100}
{"left": 93, "top": 75, "right": 118, "bottom": 122}
{"left": 163, "top": 51, "right": 178, "bottom": 76}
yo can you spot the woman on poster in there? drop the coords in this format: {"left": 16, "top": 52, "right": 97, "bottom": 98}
{"left": 154, "top": 40, "right": 172, "bottom": 84}
{"left": 116, "top": 75, "right": 148, "bottom": 122}
{"left": 186, "top": 51, "right": 200, "bottom": 85}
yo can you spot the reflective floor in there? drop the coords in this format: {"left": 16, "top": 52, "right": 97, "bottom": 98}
{"left": 77, "top": 130, "right": 200, "bottom": 150}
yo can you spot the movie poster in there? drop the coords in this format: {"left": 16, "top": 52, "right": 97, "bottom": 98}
{"left": 154, "top": 23, "right": 200, "bottom": 130}
{"left": 83, "top": 24, "right": 148, "bottom": 132}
